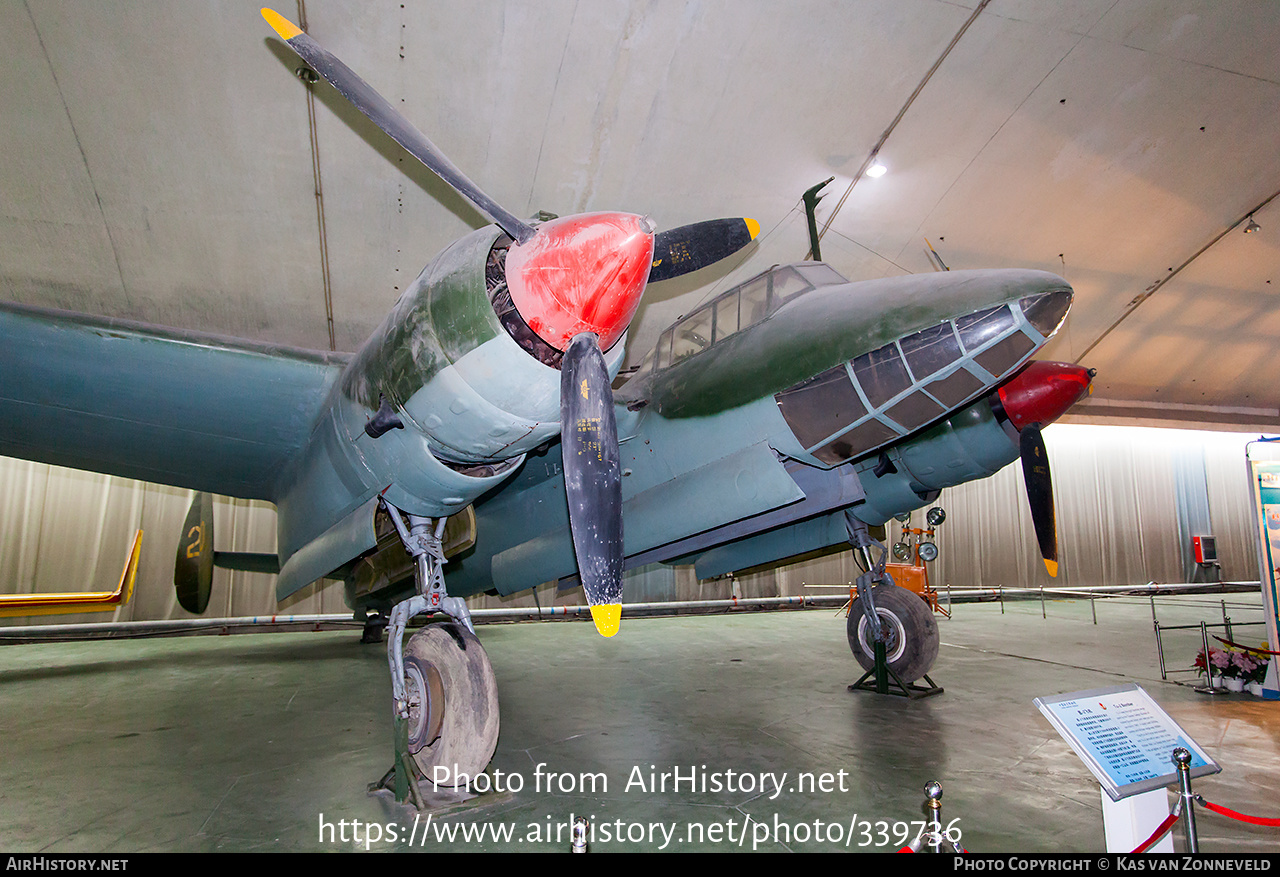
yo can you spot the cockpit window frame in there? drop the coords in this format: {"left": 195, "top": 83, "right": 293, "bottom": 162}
{"left": 780, "top": 294, "right": 1061, "bottom": 468}
{"left": 623, "top": 262, "right": 850, "bottom": 387}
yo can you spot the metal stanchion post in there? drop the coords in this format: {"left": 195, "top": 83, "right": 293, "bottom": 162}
{"left": 1155, "top": 618, "right": 1166, "bottom": 680}
{"left": 1173, "top": 749, "right": 1199, "bottom": 853}
{"left": 572, "top": 817, "right": 589, "bottom": 853}
{"left": 925, "top": 781, "right": 943, "bottom": 853}
{"left": 1196, "top": 621, "right": 1223, "bottom": 694}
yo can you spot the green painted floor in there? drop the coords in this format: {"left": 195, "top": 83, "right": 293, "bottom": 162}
{"left": 0, "top": 594, "right": 1276, "bottom": 853}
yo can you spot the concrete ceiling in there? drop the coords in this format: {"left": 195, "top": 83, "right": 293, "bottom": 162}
{"left": 3, "top": 0, "right": 1279, "bottom": 430}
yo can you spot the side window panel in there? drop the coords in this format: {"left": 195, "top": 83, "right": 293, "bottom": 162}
{"left": 671, "top": 308, "right": 713, "bottom": 363}
{"left": 851, "top": 344, "right": 912, "bottom": 408}
{"left": 768, "top": 267, "right": 810, "bottom": 307}
{"left": 899, "top": 323, "right": 961, "bottom": 380}
{"left": 654, "top": 329, "right": 673, "bottom": 370}
{"left": 956, "top": 305, "right": 1014, "bottom": 352}
{"left": 713, "top": 292, "right": 739, "bottom": 342}
{"left": 925, "top": 367, "right": 986, "bottom": 408}
{"left": 884, "top": 391, "right": 945, "bottom": 431}
{"left": 739, "top": 277, "right": 770, "bottom": 328}
{"left": 813, "top": 419, "right": 900, "bottom": 465}
{"left": 775, "top": 366, "right": 867, "bottom": 449}
{"left": 973, "top": 331, "right": 1036, "bottom": 378}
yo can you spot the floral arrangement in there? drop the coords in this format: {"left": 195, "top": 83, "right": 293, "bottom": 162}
{"left": 1230, "top": 650, "right": 1264, "bottom": 682}
{"left": 1195, "top": 646, "right": 1232, "bottom": 677}
{"left": 1195, "top": 644, "right": 1270, "bottom": 685}
{"left": 1244, "top": 648, "right": 1271, "bottom": 685}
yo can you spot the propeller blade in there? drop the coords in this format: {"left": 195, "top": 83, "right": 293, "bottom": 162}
{"left": 261, "top": 8, "right": 535, "bottom": 244}
{"left": 560, "top": 333, "right": 624, "bottom": 637}
{"left": 648, "top": 218, "right": 759, "bottom": 283}
{"left": 924, "top": 238, "right": 950, "bottom": 272}
{"left": 1019, "top": 423, "right": 1058, "bottom": 577}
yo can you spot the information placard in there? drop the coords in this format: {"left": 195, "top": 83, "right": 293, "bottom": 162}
{"left": 1247, "top": 450, "right": 1280, "bottom": 698}
{"left": 1034, "top": 684, "right": 1220, "bottom": 801}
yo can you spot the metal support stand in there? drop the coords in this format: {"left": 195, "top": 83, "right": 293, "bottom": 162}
{"left": 848, "top": 651, "right": 943, "bottom": 698}
{"left": 360, "top": 611, "right": 388, "bottom": 644}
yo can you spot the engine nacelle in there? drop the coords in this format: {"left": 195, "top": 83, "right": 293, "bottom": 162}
{"left": 341, "top": 226, "right": 621, "bottom": 468}
{"left": 276, "top": 216, "right": 648, "bottom": 580}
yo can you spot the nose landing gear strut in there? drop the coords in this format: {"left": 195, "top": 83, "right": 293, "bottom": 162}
{"left": 844, "top": 511, "right": 943, "bottom": 699}
{"left": 369, "top": 502, "right": 499, "bottom": 808}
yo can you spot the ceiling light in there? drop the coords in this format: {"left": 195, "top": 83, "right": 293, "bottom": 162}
{"left": 866, "top": 163, "right": 887, "bottom": 179}
{"left": 1244, "top": 216, "right": 1261, "bottom": 234}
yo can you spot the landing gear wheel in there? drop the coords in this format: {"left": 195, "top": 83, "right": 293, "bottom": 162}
{"left": 401, "top": 622, "right": 499, "bottom": 787}
{"left": 847, "top": 585, "right": 939, "bottom": 683}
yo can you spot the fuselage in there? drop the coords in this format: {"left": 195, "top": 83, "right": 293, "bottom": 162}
{"left": 435, "top": 262, "right": 1083, "bottom": 602}
{"left": 275, "top": 232, "right": 1088, "bottom": 612}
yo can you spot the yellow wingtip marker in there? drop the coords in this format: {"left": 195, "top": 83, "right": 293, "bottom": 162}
{"left": 745, "top": 218, "right": 761, "bottom": 240}
{"left": 589, "top": 603, "right": 621, "bottom": 638}
{"left": 261, "top": 7, "right": 303, "bottom": 40}
{"left": 1044, "top": 558, "right": 1059, "bottom": 578}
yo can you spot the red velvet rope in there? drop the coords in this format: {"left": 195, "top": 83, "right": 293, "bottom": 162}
{"left": 1212, "top": 635, "right": 1280, "bottom": 656}
{"left": 1199, "top": 798, "right": 1280, "bottom": 827}
{"left": 1131, "top": 812, "right": 1180, "bottom": 854}
{"left": 900, "top": 795, "right": 1280, "bottom": 853}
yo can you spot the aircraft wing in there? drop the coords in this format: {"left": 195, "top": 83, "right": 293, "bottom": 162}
{"left": 0, "top": 302, "right": 346, "bottom": 500}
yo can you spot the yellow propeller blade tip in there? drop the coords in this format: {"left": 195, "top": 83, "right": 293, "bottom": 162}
{"left": 1044, "top": 558, "right": 1059, "bottom": 578}
{"left": 261, "top": 8, "right": 303, "bottom": 40}
{"left": 589, "top": 603, "right": 621, "bottom": 638}
{"left": 745, "top": 218, "right": 761, "bottom": 240}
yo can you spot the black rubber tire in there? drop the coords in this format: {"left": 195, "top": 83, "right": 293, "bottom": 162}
{"left": 846, "top": 584, "right": 939, "bottom": 683}
{"left": 401, "top": 622, "right": 499, "bottom": 787}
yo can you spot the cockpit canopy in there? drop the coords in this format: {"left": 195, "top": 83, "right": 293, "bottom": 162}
{"left": 625, "top": 262, "right": 849, "bottom": 385}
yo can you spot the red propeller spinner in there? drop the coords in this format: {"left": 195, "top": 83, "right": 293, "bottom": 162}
{"left": 997, "top": 361, "right": 1093, "bottom": 431}
{"left": 505, "top": 213, "right": 655, "bottom": 353}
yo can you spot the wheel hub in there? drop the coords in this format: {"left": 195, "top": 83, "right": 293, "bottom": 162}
{"left": 403, "top": 659, "right": 445, "bottom": 753}
{"left": 857, "top": 609, "right": 907, "bottom": 663}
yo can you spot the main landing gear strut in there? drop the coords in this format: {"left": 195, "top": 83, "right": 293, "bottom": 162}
{"left": 370, "top": 501, "right": 499, "bottom": 808}
{"left": 844, "top": 511, "right": 942, "bottom": 699}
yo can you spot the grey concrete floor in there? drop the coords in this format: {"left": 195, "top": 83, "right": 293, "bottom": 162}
{"left": 0, "top": 593, "right": 1276, "bottom": 853}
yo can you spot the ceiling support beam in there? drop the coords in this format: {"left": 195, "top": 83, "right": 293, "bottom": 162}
{"left": 1077, "top": 187, "right": 1280, "bottom": 363}
{"left": 812, "top": 0, "right": 992, "bottom": 256}
{"left": 297, "top": 0, "right": 337, "bottom": 352}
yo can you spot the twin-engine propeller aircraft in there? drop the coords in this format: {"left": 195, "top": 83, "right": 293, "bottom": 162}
{"left": 0, "top": 10, "right": 1093, "bottom": 797}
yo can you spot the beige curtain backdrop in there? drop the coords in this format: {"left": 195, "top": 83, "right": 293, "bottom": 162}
{"left": 932, "top": 425, "right": 1258, "bottom": 589}
{"left": 0, "top": 425, "right": 1261, "bottom": 626}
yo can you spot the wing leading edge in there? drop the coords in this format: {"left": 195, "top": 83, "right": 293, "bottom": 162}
{"left": 0, "top": 302, "right": 346, "bottom": 500}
